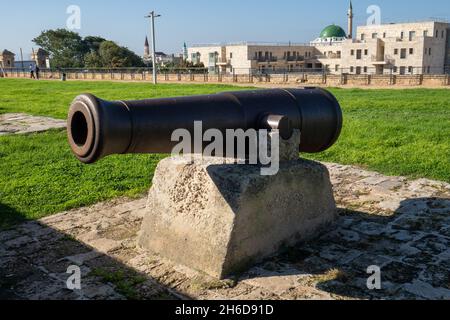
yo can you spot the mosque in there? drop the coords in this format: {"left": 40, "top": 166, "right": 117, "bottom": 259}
{"left": 188, "top": 2, "right": 450, "bottom": 75}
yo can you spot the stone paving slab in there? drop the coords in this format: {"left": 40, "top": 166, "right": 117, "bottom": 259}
{"left": 1, "top": 163, "right": 449, "bottom": 300}
{"left": 0, "top": 113, "right": 66, "bottom": 135}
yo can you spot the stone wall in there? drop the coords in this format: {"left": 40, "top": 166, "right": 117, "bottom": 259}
{"left": 2, "top": 69, "right": 449, "bottom": 87}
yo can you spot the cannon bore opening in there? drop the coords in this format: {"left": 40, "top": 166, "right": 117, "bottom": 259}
{"left": 71, "top": 111, "right": 89, "bottom": 147}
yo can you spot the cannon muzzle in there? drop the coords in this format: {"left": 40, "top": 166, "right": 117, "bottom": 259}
{"left": 67, "top": 88, "right": 343, "bottom": 164}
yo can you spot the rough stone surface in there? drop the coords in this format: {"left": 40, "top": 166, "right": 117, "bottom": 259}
{"left": 0, "top": 113, "right": 66, "bottom": 135}
{"left": 1, "top": 163, "right": 450, "bottom": 300}
{"left": 138, "top": 155, "right": 336, "bottom": 279}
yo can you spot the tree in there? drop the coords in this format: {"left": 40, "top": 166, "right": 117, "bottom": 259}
{"left": 33, "top": 29, "right": 87, "bottom": 68}
{"left": 96, "top": 41, "right": 145, "bottom": 68}
{"left": 33, "top": 29, "right": 145, "bottom": 69}
{"left": 84, "top": 52, "right": 103, "bottom": 68}
{"left": 83, "top": 36, "right": 107, "bottom": 53}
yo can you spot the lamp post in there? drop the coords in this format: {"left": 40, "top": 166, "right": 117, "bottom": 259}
{"left": 145, "top": 11, "right": 161, "bottom": 85}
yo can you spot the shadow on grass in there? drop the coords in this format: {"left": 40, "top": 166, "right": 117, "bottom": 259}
{"left": 0, "top": 203, "right": 28, "bottom": 231}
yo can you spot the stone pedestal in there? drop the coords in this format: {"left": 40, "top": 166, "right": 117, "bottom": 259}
{"left": 138, "top": 132, "right": 337, "bottom": 279}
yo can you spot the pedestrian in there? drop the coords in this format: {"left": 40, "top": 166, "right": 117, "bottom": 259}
{"left": 30, "top": 64, "right": 35, "bottom": 79}
{"left": 35, "top": 65, "right": 40, "bottom": 80}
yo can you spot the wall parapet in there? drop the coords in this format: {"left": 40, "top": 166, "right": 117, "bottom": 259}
{"left": 1, "top": 69, "right": 449, "bottom": 87}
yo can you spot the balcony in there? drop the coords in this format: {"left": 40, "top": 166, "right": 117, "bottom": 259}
{"left": 315, "top": 53, "right": 341, "bottom": 59}
{"left": 253, "top": 57, "right": 278, "bottom": 63}
{"left": 284, "top": 56, "right": 306, "bottom": 62}
{"left": 371, "top": 55, "right": 395, "bottom": 65}
{"left": 216, "top": 58, "right": 231, "bottom": 66}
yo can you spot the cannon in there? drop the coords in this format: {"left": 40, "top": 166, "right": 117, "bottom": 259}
{"left": 67, "top": 88, "right": 343, "bottom": 164}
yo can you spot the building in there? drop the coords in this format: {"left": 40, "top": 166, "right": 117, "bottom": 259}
{"left": 188, "top": 2, "right": 450, "bottom": 75}
{"left": 188, "top": 43, "right": 321, "bottom": 75}
{"left": 0, "top": 50, "right": 15, "bottom": 68}
{"left": 143, "top": 37, "right": 181, "bottom": 66}
{"left": 14, "top": 60, "right": 36, "bottom": 70}
{"left": 143, "top": 36, "right": 151, "bottom": 63}
{"left": 31, "top": 48, "right": 50, "bottom": 69}
{"left": 154, "top": 52, "right": 177, "bottom": 66}
{"left": 316, "top": 20, "right": 450, "bottom": 75}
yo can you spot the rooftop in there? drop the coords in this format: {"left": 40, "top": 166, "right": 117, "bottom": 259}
{"left": 191, "top": 41, "right": 313, "bottom": 48}
{"left": 320, "top": 25, "right": 347, "bottom": 39}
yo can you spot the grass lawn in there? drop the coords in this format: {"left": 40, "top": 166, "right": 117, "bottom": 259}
{"left": 0, "top": 78, "right": 449, "bottom": 229}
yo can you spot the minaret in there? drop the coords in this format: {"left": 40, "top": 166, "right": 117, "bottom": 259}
{"left": 347, "top": 1, "right": 354, "bottom": 39}
{"left": 144, "top": 36, "right": 150, "bottom": 59}
{"left": 183, "top": 42, "right": 188, "bottom": 61}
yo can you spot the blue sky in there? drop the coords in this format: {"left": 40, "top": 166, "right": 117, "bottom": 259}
{"left": 1, "top": 0, "right": 449, "bottom": 58}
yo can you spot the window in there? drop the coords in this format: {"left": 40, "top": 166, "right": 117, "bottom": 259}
{"left": 408, "top": 66, "right": 413, "bottom": 74}
{"left": 400, "top": 32, "right": 404, "bottom": 39}
{"left": 383, "top": 32, "right": 387, "bottom": 38}
{"left": 372, "top": 33, "right": 378, "bottom": 39}
{"left": 429, "top": 48, "right": 432, "bottom": 55}
{"left": 409, "top": 48, "right": 414, "bottom": 55}
{"left": 351, "top": 49, "right": 355, "bottom": 56}
{"left": 364, "top": 49, "right": 369, "bottom": 56}
{"left": 427, "top": 66, "right": 431, "bottom": 73}
{"left": 191, "top": 52, "right": 200, "bottom": 64}
{"left": 335, "top": 65, "right": 340, "bottom": 72}
{"left": 363, "top": 66, "right": 368, "bottom": 73}
{"left": 230, "top": 52, "right": 233, "bottom": 59}
{"left": 350, "top": 66, "right": 354, "bottom": 73}
{"left": 400, "top": 66, "right": 406, "bottom": 75}
{"left": 394, "top": 49, "right": 399, "bottom": 55}
{"left": 393, "top": 66, "right": 398, "bottom": 73}
{"left": 400, "top": 48, "right": 407, "bottom": 59}
{"left": 409, "top": 31, "right": 416, "bottom": 41}
{"left": 356, "top": 49, "right": 362, "bottom": 59}
{"left": 337, "top": 51, "right": 341, "bottom": 58}
{"left": 361, "top": 34, "right": 365, "bottom": 41}
{"left": 436, "top": 30, "right": 439, "bottom": 38}
{"left": 423, "top": 30, "right": 428, "bottom": 37}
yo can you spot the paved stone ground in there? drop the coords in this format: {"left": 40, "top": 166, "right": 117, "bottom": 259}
{"left": 0, "top": 113, "right": 66, "bottom": 135}
{"left": 1, "top": 163, "right": 449, "bottom": 300}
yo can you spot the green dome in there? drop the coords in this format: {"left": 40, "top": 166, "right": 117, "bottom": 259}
{"left": 320, "top": 25, "right": 347, "bottom": 38}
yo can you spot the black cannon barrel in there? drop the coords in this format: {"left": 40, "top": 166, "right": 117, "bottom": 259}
{"left": 67, "top": 88, "right": 343, "bottom": 164}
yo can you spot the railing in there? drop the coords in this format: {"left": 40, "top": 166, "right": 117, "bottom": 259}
{"left": 370, "top": 55, "right": 395, "bottom": 64}
{"left": 253, "top": 57, "right": 278, "bottom": 62}
{"left": 1, "top": 66, "right": 449, "bottom": 79}
{"left": 316, "top": 53, "right": 341, "bottom": 59}
{"left": 285, "top": 56, "right": 306, "bottom": 62}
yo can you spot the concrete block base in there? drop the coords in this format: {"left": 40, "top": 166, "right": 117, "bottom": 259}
{"left": 138, "top": 154, "right": 337, "bottom": 279}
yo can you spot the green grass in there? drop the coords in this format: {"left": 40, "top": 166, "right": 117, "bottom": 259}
{"left": 306, "top": 88, "right": 450, "bottom": 182}
{"left": 0, "top": 78, "right": 449, "bottom": 229}
{"left": 0, "top": 129, "right": 164, "bottom": 228}
{"left": 0, "top": 78, "right": 251, "bottom": 119}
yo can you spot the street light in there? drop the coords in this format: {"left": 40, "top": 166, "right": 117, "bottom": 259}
{"left": 145, "top": 11, "right": 161, "bottom": 85}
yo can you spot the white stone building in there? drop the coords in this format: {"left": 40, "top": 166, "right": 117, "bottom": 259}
{"left": 188, "top": 2, "right": 450, "bottom": 75}
{"left": 188, "top": 42, "right": 322, "bottom": 75}
{"left": 315, "top": 21, "right": 450, "bottom": 75}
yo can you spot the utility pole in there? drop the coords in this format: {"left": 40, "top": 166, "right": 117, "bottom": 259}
{"left": 145, "top": 11, "right": 161, "bottom": 84}
{"left": 20, "top": 48, "right": 24, "bottom": 70}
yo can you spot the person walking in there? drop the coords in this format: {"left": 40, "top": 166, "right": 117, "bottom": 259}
{"left": 30, "top": 64, "right": 35, "bottom": 79}
{"left": 35, "top": 65, "right": 40, "bottom": 80}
